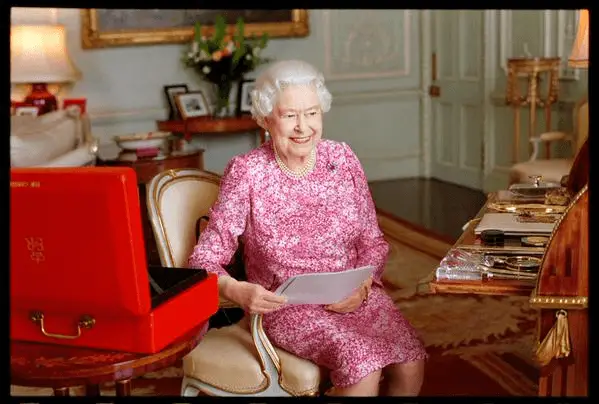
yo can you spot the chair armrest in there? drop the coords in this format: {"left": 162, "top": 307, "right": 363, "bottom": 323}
{"left": 528, "top": 131, "right": 574, "bottom": 161}
{"left": 216, "top": 286, "right": 270, "bottom": 365}
{"left": 250, "top": 313, "right": 283, "bottom": 381}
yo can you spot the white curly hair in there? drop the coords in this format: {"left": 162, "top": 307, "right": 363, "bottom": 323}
{"left": 250, "top": 60, "right": 332, "bottom": 127}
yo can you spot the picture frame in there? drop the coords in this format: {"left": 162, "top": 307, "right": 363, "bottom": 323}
{"left": 81, "top": 9, "right": 309, "bottom": 49}
{"left": 175, "top": 91, "right": 210, "bottom": 119}
{"left": 237, "top": 79, "right": 255, "bottom": 116}
{"left": 63, "top": 98, "right": 87, "bottom": 114}
{"left": 164, "top": 84, "right": 189, "bottom": 120}
{"left": 14, "top": 104, "right": 40, "bottom": 117}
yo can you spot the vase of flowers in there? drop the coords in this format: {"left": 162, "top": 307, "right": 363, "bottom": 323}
{"left": 183, "top": 15, "right": 271, "bottom": 117}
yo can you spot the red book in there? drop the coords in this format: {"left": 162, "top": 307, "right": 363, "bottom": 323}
{"left": 136, "top": 147, "right": 161, "bottom": 158}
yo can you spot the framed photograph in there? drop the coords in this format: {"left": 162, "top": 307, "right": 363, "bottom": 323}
{"left": 175, "top": 91, "right": 210, "bottom": 119}
{"left": 14, "top": 104, "right": 40, "bottom": 117}
{"left": 164, "top": 84, "right": 189, "bottom": 120}
{"left": 237, "top": 79, "right": 255, "bottom": 115}
{"left": 81, "top": 9, "right": 309, "bottom": 49}
{"left": 63, "top": 98, "right": 87, "bottom": 114}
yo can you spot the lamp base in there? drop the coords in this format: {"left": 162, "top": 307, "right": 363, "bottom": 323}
{"left": 24, "top": 83, "right": 58, "bottom": 115}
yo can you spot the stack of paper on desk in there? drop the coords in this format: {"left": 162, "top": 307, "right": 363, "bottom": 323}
{"left": 274, "top": 266, "right": 375, "bottom": 305}
{"left": 475, "top": 212, "right": 556, "bottom": 235}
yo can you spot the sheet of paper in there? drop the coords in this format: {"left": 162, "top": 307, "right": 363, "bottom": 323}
{"left": 274, "top": 266, "right": 375, "bottom": 305}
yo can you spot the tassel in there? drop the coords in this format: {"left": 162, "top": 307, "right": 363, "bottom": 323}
{"left": 535, "top": 309, "right": 572, "bottom": 366}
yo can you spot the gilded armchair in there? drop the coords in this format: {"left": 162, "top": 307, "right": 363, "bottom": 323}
{"left": 146, "top": 168, "right": 322, "bottom": 397}
{"left": 509, "top": 97, "right": 588, "bottom": 185}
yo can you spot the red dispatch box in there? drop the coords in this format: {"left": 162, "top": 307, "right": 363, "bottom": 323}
{"left": 10, "top": 167, "right": 218, "bottom": 353}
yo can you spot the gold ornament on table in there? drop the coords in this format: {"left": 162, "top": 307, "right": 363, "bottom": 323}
{"left": 535, "top": 309, "right": 572, "bottom": 366}
{"left": 516, "top": 211, "right": 559, "bottom": 224}
{"left": 544, "top": 188, "right": 570, "bottom": 206}
{"left": 487, "top": 202, "right": 566, "bottom": 214}
{"left": 521, "top": 236, "right": 549, "bottom": 247}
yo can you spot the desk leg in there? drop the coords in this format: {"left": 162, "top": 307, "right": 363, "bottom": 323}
{"left": 115, "top": 379, "right": 132, "bottom": 396}
{"left": 86, "top": 384, "right": 101, "bottom": 396}
{"left": 53, "top": 387, "right": 69, "bottom": 396}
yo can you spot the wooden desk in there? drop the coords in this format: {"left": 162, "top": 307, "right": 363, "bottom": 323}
{"left": 11, "top": 322, "right": 207, "bottom": 397}
{"left": 430, "top": 152, "right": 588, "bottom": 397}
{"left": 429, "top": 192, "right": 544, "bottom": 296}
{"left": 157, "top": 115, "right": 267, "bottom": 145}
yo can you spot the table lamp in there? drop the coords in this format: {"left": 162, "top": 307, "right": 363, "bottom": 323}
{"left": 569, "top": 9, "right": 588, "bottom": 69}
{"left": 10, "top": 24, "right": 81, "bottom": 115}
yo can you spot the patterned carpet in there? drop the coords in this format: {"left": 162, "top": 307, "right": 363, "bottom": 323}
{"left": 11, "top": 211, "right": 539, "bottom": 397}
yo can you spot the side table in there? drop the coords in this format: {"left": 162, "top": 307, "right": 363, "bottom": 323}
{"left": 156, "top": 115, "right": 267, "bottom": 145}
{"left": 11, "top": 322, "right": 208, "bottom": 396}
{"left": 96, "top": 146, "right": 205, "bottom": 266}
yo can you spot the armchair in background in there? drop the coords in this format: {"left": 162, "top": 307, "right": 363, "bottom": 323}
{"left": 10, "top": 107, "right": 98, "bottom": 167}
{"left": 146, "top": 168, "right": 322, "bottom": 397}
{"left": 510, "top": 8, "right": 589, "bottom": 186}
{"left": 509, "top": 96, "right": 588, "bottom": 186}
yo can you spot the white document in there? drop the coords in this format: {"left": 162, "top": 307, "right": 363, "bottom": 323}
{"left": 274, "top": 266, "right": 375, "bottom": 305}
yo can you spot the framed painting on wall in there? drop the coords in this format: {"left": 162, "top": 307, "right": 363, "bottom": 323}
{"left": 81, "top": 9, "right": 309, "bottom": 49}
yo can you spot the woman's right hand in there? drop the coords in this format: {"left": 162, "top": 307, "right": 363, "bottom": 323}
{"left": 220, "top": 277, "right": 287, "bottom": 314}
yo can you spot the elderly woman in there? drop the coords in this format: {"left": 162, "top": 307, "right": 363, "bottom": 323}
{"left": 188, "top": 60, "right": 426, "bottom": 396}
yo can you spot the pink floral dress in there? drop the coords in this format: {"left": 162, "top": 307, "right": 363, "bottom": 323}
{"left": 188, "top": 139, "right": 427, "bottom": 387}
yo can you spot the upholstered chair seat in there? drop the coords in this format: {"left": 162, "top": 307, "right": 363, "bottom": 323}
{"left": 146, "top": 168, "right": 323, "bottom": 397}
{"left": 510, "top": 158, "right": 574, "bottom": 184}
{"left": 183, "top": 316, "right": 321, "bottom": 396}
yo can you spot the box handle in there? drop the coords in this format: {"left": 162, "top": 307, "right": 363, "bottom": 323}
{"left": 29, "top": 311, "right": 95, "bottom": 340}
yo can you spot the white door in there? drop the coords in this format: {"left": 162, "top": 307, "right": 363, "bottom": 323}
{"left": 429, "top": 10, "right": 486, "bottom": 190}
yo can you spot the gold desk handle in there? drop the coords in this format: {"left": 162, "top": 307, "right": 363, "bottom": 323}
{"left": 30, "top": 311, "right": 95, "bottom": 340}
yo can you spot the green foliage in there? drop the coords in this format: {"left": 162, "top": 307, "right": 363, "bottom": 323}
{"left": 183, "top": 15, "right": 272, "bottom": 84}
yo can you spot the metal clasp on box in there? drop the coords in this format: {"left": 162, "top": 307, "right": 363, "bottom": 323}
{"left": 30, "top": 310, "right": 96, "bottom": 340}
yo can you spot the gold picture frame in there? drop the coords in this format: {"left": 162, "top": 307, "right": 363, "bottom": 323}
{"left": 81, "top": 9, "right": 309, "bottom": 49}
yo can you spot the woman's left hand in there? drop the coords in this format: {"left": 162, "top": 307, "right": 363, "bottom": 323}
{"left": 324, "top": 277, "right": 372, "bottom": 314}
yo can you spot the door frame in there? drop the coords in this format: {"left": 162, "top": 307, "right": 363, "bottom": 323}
{"left": 481, "top": 11, "right": 499, "bottom": 193}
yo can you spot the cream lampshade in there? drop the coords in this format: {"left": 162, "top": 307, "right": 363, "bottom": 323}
{"left": 569, "top": 9, "right": 589, "bottom": 69}
{"left": 10, "top": 24, "right": 81, "bottom": 114}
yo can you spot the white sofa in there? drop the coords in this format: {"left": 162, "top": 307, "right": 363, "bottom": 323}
{"left": 11, "top": 107, "right": 98, "bottom": 167}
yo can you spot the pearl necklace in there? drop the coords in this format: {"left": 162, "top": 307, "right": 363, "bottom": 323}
{"left": 273, "top": 146, "right": 316, "bottom": 179}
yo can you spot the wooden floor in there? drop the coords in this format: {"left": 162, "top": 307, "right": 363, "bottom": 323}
{"left": 369, "top": 178, "right": 487, "bottom": 242}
